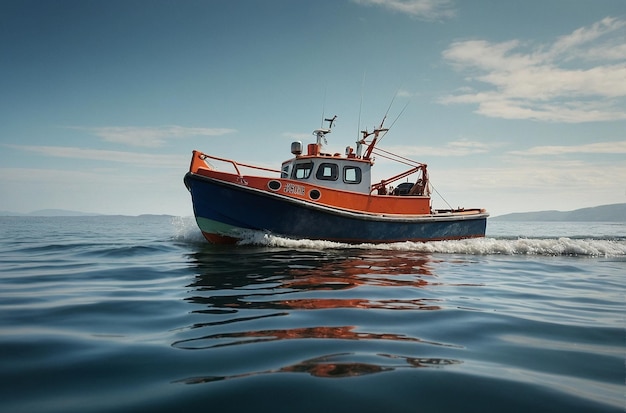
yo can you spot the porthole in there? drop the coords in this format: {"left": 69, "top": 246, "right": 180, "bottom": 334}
{"left": 268, "top": 180, "right": 282, "bottom": 191}
{"left": 309, "top": 189, "right": 321, "bottom": 200}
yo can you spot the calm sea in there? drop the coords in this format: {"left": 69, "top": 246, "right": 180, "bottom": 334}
{"left": 1, "top": 216, "right": 624, "bottom": 413}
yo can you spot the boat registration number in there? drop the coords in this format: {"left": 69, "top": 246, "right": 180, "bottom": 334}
{"left": 284, "top": 183, "right": 305, "bottom": 196}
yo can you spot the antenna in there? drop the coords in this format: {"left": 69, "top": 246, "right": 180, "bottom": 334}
{"left": 368, "top": 89, "right": 397, "bottom": 143}
{"left": 320, "top": 84, "right": 328, "bottom": 128}
{"left": 357, "top": 72, "right": 366, "bottom": 141}
{"left": 383, "top": 90, "right": 398, "bottom": 123}
{"left": 376, "top": 90, "right": 411, "bottom": 146}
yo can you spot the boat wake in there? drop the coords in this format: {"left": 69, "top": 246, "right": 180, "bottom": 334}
{"left": 171, "top": 216, "right": 626, "bottom": 257}
{"left": 242, "top": 234, "right": 625, "bottom": 257}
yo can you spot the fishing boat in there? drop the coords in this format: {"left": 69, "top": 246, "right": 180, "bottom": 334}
{"left": 184, "top": 115, "right": 488, "bottom": 244}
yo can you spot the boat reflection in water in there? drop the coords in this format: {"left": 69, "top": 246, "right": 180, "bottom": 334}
{"left": 176, "top": 352, "right": 462, "bottom": 383}
{"left": 173, "top": 249, "right": 466, "bottom": 382}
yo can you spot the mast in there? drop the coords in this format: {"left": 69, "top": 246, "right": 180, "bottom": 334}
{"left": 362, "top": 116, "right": 388, "bottom": 160}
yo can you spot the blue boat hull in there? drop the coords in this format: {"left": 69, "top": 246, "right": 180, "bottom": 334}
{"left": 184, "top": 173, "right": 488, "bottom": 243}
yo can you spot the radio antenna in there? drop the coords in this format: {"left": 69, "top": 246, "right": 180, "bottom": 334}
{"left": 320, "top": 84, "right": 328, "bottom": 128}
{"left": 357, "top": 72, "right": 366, "bottom": 141}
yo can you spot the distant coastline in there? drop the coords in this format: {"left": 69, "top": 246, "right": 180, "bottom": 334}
{"left": 492, "top": 203, "right": 625, "bottom": 222}
{"left": 0, "top": 209, "right": 173, "bottom": 218}
{"left": 0, "top": 209, "right": 102, "bottom": 217}
{"left": 2, "top": 203, "right": 625, "bottom": 221}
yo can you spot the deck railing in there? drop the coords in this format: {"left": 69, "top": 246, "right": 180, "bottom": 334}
{"left": 197, "top": 152, "right": 281, "bottom": 178}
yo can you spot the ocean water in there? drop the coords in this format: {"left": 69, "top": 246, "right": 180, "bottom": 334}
{"left": 0, "top": 216, "right": 624, "bottom": 413}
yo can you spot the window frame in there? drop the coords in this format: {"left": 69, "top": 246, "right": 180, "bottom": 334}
{"left": 343, "top": 165, "right": 362, "bottom": 184}
{"left": 315, "top": 162, "right": 339, "bottom": 181}
{"left": 292, "top": 161, "right": 314, "bottom": 180}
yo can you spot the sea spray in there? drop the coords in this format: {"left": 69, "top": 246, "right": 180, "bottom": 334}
{"left": 171, "top": 216, "right": 626, "bottom": 257}
{"left": 237, "top": 232, "right": 626, "bottom": 257}
{"left": 171, "top": 216, "right": 206, "bottom": 243}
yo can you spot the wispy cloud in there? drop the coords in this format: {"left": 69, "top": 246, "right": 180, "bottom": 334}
{"left": 68, "top": 125, "right": 236, "bottom": 147}
{"left": 383, "top": 139, "right": 490, "bottom": 157}
{"left": 549, "top": 17, "right": 626, "bottom": 61}
{"left": 435, "top": 159, "right": 626, "bottom": 192}
{"left": 440, "top": 17, "right": 626, "bottom": 122}
{"left": 509, "top": 141, "right": 626, "bottom": 156}
{"left": 396, "top": 89, "right": 413, "bottom": 97}
{"left": 4, "top": 144, "right": 186, "bottom": 167}
{"left": 351, "top": 0, "right": 456, "bottom": 20}
{"left": 282, "top": 132, "right": 313, "bottom": 141}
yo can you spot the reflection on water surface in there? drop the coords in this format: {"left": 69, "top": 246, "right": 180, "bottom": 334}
{"left": 176, "top": 351, "right": 462, "bottom": 383}
{"left": 175, "top": 248, "right": 467, "bottom": 384}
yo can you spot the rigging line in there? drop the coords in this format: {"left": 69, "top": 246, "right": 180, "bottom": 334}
{"left": 382, "top": 89, "right": 399, "bottom": 124}
{"left": 387, "top": 98, "right": 410, "bottom": 131}
{"left": 370, "top": 151, "right": 420, "bottom": 168}
{"left": 369, "top": 90, "right": 399, "bottom": 141}
{"left": 372, "top": 146, "right": 423, "bottom": 166}
{"left": 430, "top": 182, "right": 454, "bottom": 210}
{"left": 377, "top": 97, "right": 410, "bottom": 145}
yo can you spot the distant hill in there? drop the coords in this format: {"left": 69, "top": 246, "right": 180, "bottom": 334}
{"left": 0, "top": 209, "right": 102, "bottom": 217}
{"left": 2, "top": 204, "right": 624, "bottom": 220}
{"left": 493, "top": 203, "right": 626, "bottom": 222}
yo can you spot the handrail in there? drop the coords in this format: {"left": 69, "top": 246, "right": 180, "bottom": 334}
{"left": 198, "top": 152, "right": 281, "bottom": 176}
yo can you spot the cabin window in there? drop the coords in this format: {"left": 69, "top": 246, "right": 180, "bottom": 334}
{"left": 292, "top": 161, "right": 314, "bottom": 179}
{"left": 281, "top": 164, "right": 290, "bottom": 178}
{"left": 315, "top": 163, "right": 338, "bottom": 181}
{"left": 343, "top": 166, "right": 362, "bottom": 184}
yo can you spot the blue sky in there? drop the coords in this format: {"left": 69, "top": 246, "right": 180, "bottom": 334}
{"left": 1, "top": 0, "right": 624, "bottom": 216}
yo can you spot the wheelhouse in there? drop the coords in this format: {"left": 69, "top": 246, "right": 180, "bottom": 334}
{"left": 279, "top": 115, "right": 429, "bottom": 198}
{"left": 281, "top": 156, "right": 373, "bottom": 194}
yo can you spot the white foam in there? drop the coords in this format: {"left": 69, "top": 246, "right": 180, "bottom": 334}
{"left": 170, "top": 217, "right": 626, "bottom": 256}
{"left": 170, "top": 216, "right": 206, "bottom": 243}
{"left": 238, "top": 232, "right": 626, "bottom": 257}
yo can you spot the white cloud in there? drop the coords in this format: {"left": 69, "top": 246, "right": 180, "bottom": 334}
{"left": 4, "top": 144, "right": 186, "bottom": 167}
{"left": 509, "top": 141, "right": 626, "bottom": 156}
{"left": 382, "top": 139, "right": 490, "bottom": 157}
{"left": 440, "top": 17, "right": 626, "bottom": 122}
{"left": 352, "top": 0, "right": 455, "bottom": 20}
{"left": 445, "top": 160, "right": 617, "bottom": 189}
{"left": 68, "top": 125, "right": 236, "bottom": 147}
{"left": 548, "top": 17, "right": 626, "bottom": 61}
